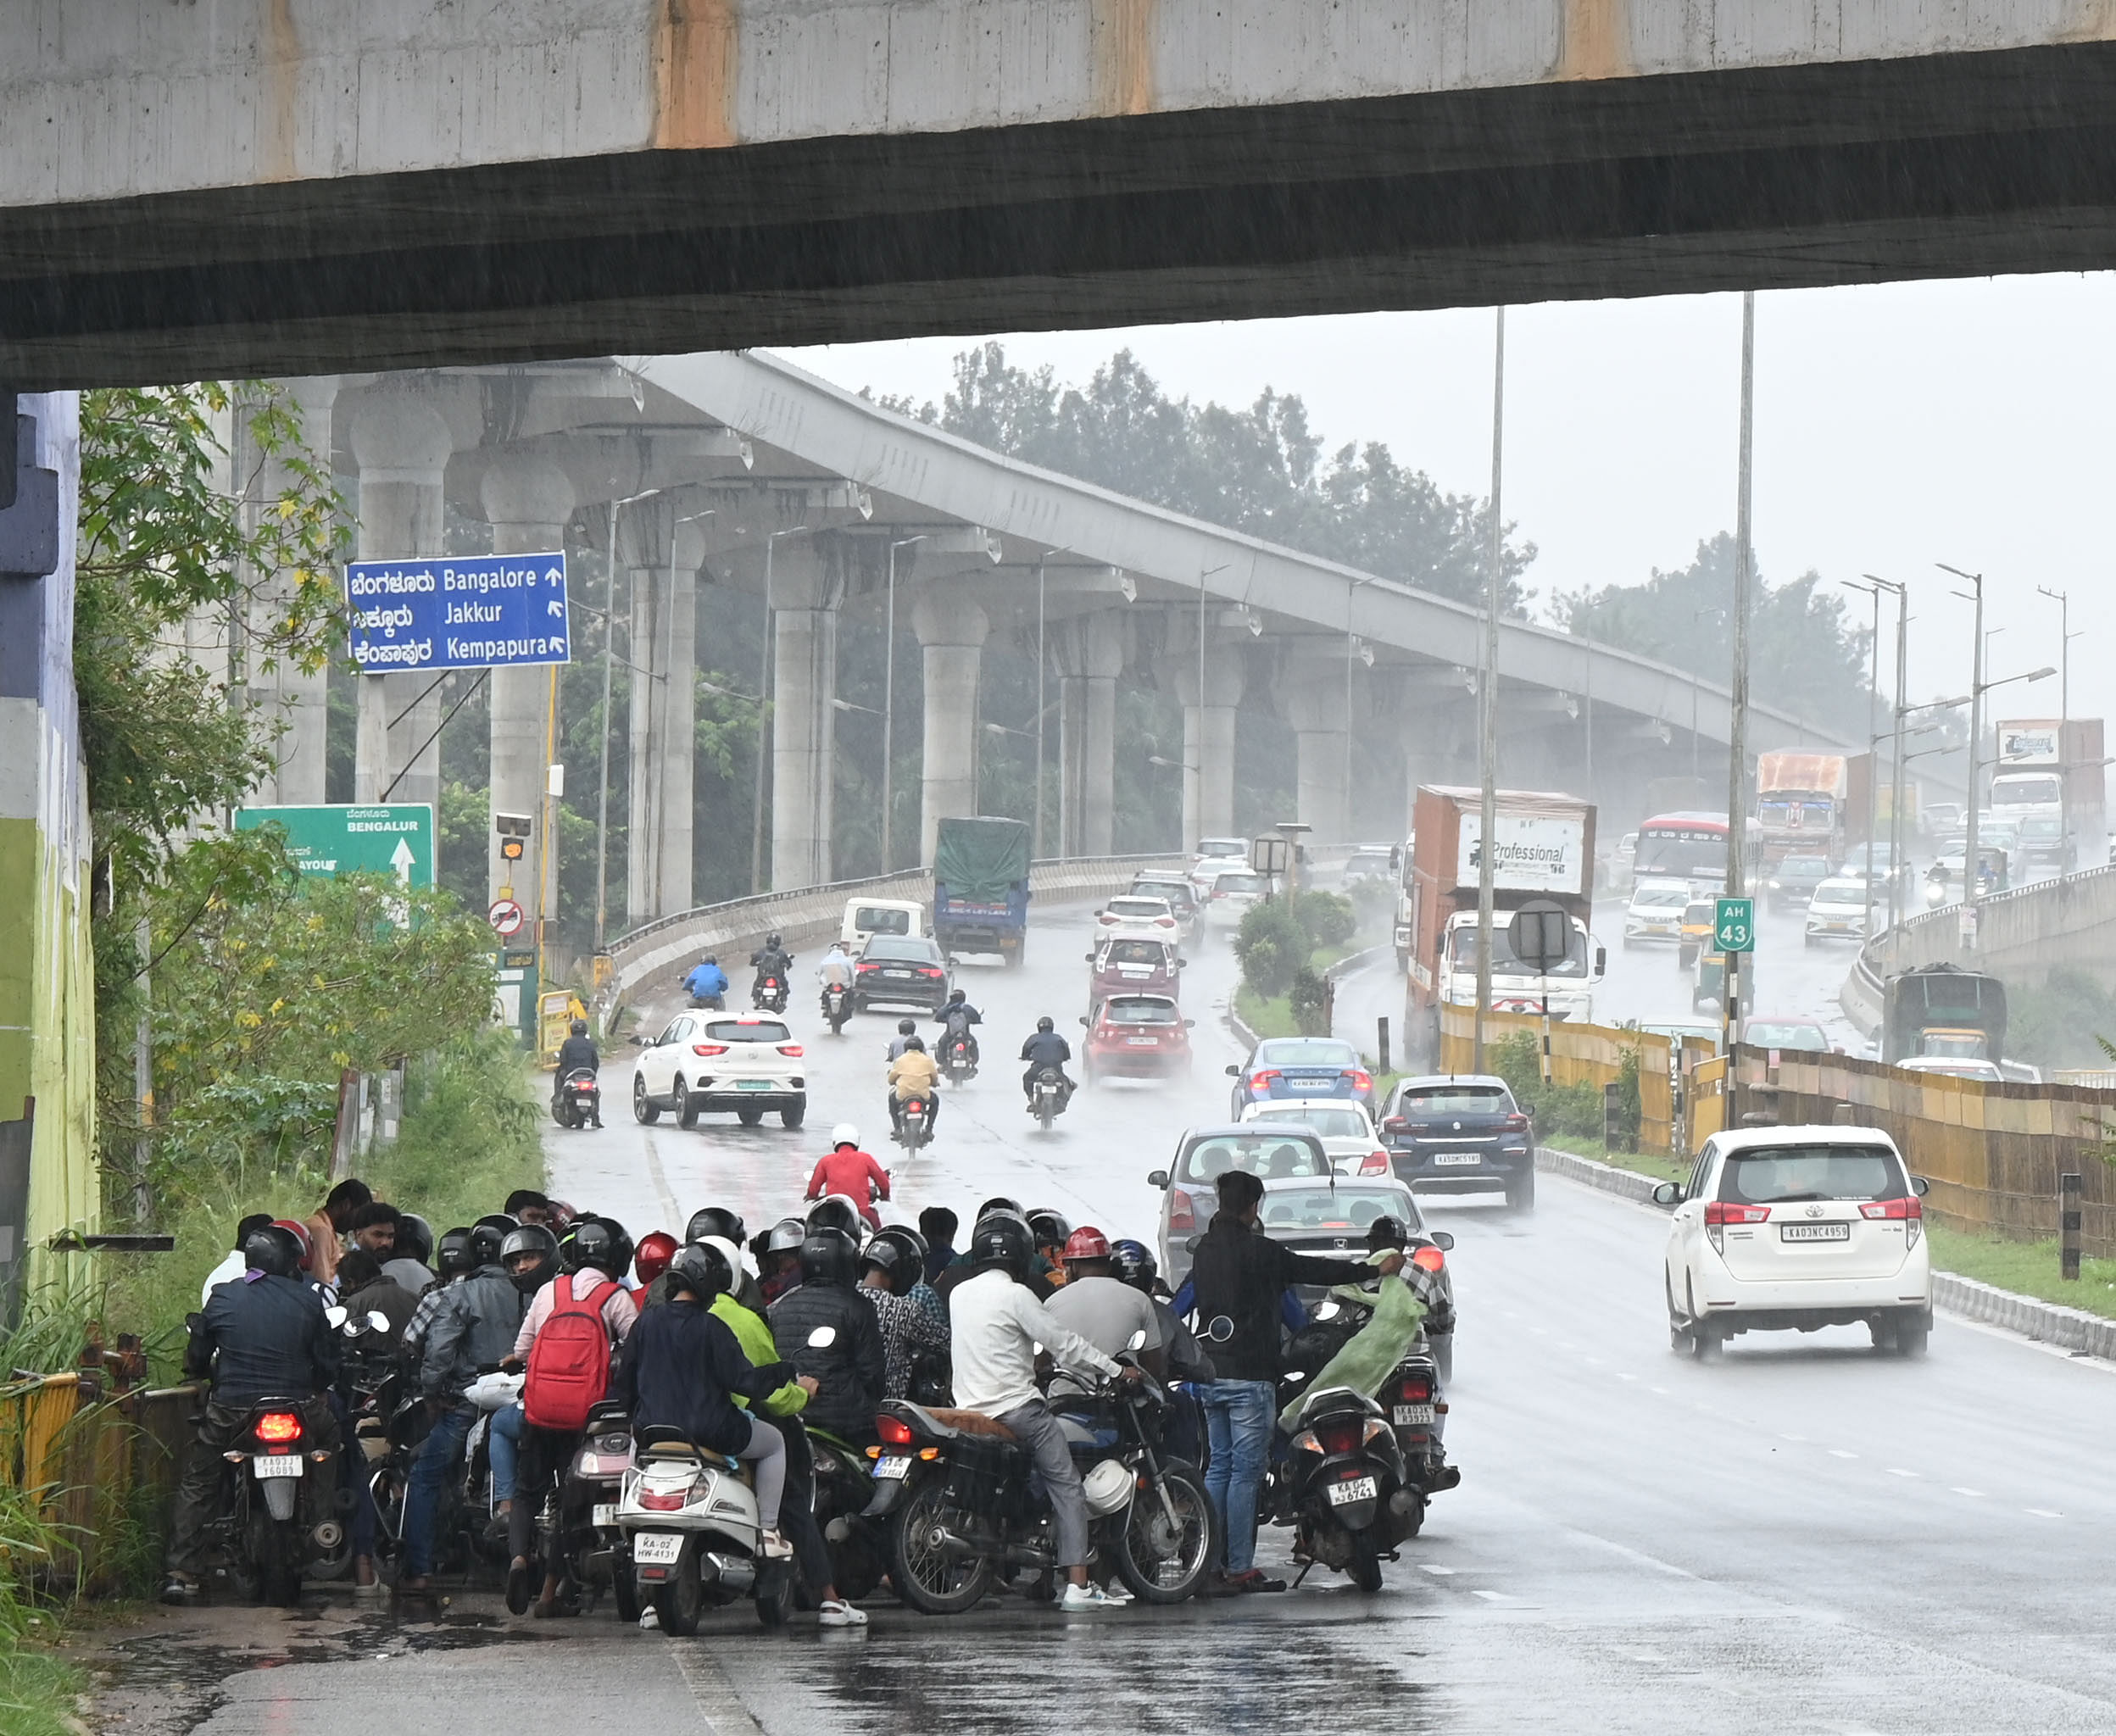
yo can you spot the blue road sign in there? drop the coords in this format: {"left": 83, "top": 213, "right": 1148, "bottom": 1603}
{"left": 346, "top": 551, "right": 570, "bottom": 672}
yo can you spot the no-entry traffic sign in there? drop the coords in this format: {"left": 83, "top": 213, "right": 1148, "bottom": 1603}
{"left": 487, "top": 898, "right": 526, "bottom": 938}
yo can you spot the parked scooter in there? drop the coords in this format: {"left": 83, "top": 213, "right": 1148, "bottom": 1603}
{"left": 616, "top": 1428, "right": 794, "bottom": 1632}
{"left": 821, "top": 982, "right": 852, "bottom": 1035}
{"left": 1028, "top": 1066, "right": 1068, "bottom": 1132}
{"left": 551, "top": 1067, "right": 601, "bottom": 1129}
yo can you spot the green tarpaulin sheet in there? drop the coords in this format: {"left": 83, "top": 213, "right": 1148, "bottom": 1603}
{"left": 934, "top": 816, "right": 1032, "bottom": 904}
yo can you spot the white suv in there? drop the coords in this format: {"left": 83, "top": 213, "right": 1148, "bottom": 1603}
{"left": 632, "top": 1012, "right": 807, "bottom": 1131}
{"left": 1623, "top": 876, "right": 1690, "bottom": 948}
{"left": 1655, "top": 1126, "right": 1931, "bottom": 1359}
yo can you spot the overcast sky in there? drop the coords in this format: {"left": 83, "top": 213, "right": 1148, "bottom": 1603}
{"left": 777, "top": 270, "right": 2116, "bottom": 733}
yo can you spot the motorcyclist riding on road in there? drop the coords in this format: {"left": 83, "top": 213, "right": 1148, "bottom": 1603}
{"left": 806, "top": 1126, "right": 891, "bottom": 1230}
{"left": 933, "top": 989, "right": 983, "bottom": 1066}
{"left": 553, "top": 1019, "right": 602, "bottom": 1127}
{"left": 750, "top": 932, "right": 794, "bottom": 1002}
{"left": 885, "top": 1019, "right": 919, "bottom": 1061}
{"left": 888, "top": 1035, "right": 942, "bottom": 1138}
{"left": 1019, "top": 1016, "right": 1075, "bottom": 1110}
{"left": 683, "top": 955, "right": 728, "bottom": 1006}
{"left": 818, "top": 942, "right": 855, "bottom": 993}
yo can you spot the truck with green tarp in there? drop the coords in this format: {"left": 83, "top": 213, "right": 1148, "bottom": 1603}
{"left": 1882, "top": 963, "right": 2008, "bottom": 1066}
{"left": 933, "top": 815, "right": 1033, "bottom": 967}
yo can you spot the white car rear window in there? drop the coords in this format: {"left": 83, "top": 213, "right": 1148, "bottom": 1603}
{"left": 1718, "top": 1144, "right": 1904, "bottom": 1204}
{"left": 704, "top": 1020, "right": 791, "bottom": 1043}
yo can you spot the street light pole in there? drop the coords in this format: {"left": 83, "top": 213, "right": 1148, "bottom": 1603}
{"left": 2037, "top": 583, "right": 2080, "bottom": 872}
{"left": 881, "top": 535, "right": 926, "bottom": 873}
{"left": 749, "top": 525, "right": 809, "bottom": 895}
{"left": 1858, "top": 574, "right": 1907, "bottom": 948}
{"left": 1474, "top": 306, "right": 1505, "bottom": 1073}
{"left": 1035, "top": 557, "right": 1047, "bottom": 860}
{"left": 1939, "top": 565, "right": 1985, "bottom": 950}
{"left": 1723, "top": 292, "right": 1755, "bottom": 1091}
{"left": 595, "top": 487, "right": 666, "bottom": 953}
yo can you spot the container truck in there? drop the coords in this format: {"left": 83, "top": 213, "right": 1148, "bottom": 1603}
{"left": 933, "top": 815, "right": 1032, "bottom": 967}
{"left": 1991, "top": 718, "right": 2106, "bottom": 871}
{"left": 1400, "top": 786, "right": 1605, "bottom": 1061}
{"left": 1755, "top": 752, "right": 1849, "bottom": 865}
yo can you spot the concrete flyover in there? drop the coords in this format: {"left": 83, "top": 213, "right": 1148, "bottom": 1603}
{"left": 7, "top": 5, "right": 2116, "bottom": 387}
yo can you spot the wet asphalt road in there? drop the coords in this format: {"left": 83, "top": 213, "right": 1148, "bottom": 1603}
{"left": 98, "top": 894, "right": 2116, "bottom": 1734}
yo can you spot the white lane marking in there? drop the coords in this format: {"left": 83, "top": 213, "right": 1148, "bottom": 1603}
{"left": 1952, "top": 1487, "right": 1987, "bottom": 1499}
{"left": 1557, "top": 1525, "right": 1700, "bottom": 1581}
{"left": 1615, "top": 1372, "right": 1639, "bottom": 1382}
{"left": 2027, "top": 1508, "right": 2064, "bottom": 1518}
{"left": 1829, "top": 1449, "right": 1858, "bottom": 1460}
{"left": 1886, "top": 1467, "right": 1918, "bottom": 1477}
{"left": 1649, "top": 1386, "right": 1669, "bottom": 1395}
{"left": 1779, "top": 1433, "right": 1807, "bottom": 1443}
{"left": 1419, "top": 1564, "right": 1456, "bottom": 1576}
{"left": 1472, "top": 1589, "right": 1512, "bottom": 1601}
{"left": 638, "top": 1129, "right": 682, "bottom": 1227}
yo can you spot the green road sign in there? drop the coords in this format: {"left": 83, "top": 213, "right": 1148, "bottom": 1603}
{"left": 1714, "top": 896, "right": 1756, "bottom": 954}
{"left": 234, "top": 804, "right": 435, "bottom": 886}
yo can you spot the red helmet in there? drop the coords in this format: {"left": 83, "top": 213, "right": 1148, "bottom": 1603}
{"left": 634, "top": 1231, "right": 679, "bottom": 1285}
{"left": 1061, "top": 1227, "right": 1111, "bottom": 1263}
{"left": 270, "top": 1219, "right": 314, "bottom": 1271}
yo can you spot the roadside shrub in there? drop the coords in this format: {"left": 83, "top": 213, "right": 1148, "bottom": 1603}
{"left": 1235, "top": 899, "right": 1309, "bottom": 999}
{"left": 1490, "top": 1028, "right": 1606, "bottom": 1140}
{"left": 1293, "top": 890, "right": 1356, "bottom": 949}
{"left": 1289, "top": 967, "right": 1329, "bottom": 1038}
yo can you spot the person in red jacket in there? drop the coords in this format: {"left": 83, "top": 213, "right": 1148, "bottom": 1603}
{"left": 805, "top": 1127, "right": 891, "bottom": 1230}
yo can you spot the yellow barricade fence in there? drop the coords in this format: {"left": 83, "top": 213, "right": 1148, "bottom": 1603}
{"left": 1436, "top": 1004, "right": 1674, "bottom": 1156}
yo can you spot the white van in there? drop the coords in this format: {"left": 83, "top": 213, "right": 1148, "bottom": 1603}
{"left": 840, "top": 898, "right": 927, "bottom": 955}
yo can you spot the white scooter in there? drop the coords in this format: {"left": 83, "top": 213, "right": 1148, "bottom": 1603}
{"left": 616, "top": 1428, "right": 794, "bottom": 1632}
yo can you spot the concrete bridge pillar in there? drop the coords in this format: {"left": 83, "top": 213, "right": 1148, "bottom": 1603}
{"left": 348, "top": 387, "right": 454, "bottom": 809}
{"left": 479, "top": 453, "right": 576, "bottom": 913}
{"left": 768, "top": 542, "right": 845, "bottom": 890}
{"left": 911, "top": 582, "right": 990, "bottom": 866}
{"left": 622, "top": 501, "right": 705, "bottom": 923}
{"left": 1277, "top": 648, "right": 1353, "bottom": 844}
{"left": 1054, "top": 612, "right": 1124, "bottom": 858}
{"left": 1172, "top": 633, "right": 1246, "bottom": 849}
{"left": 247, "top": 376, "right": 339, "bottom": 805}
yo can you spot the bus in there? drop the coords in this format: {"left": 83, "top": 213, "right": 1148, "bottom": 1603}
{"left": 1633, "top": 812, "right": 1731, "bottom": 890}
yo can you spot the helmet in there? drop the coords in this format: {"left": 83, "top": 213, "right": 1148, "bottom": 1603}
{"left": 897, "top": 1019, "right": 915, "bottom": 1035}
{"left": 873, "top": 1222, "right": 927, "bottom": 1264}
{"left": 468, "top": 1213, "right": 517, "bottom": 1269}
{"left": 799, "top": 1227, "right": 860, "bottom": 1288}
{"left": 269, "top": 1219, "right": 315, "bottom": 1271}
{"left": 684, "top": 1206, "right": 746, "bottom": 1249}
{"left": 806, "top": 1195, "right": 861, "bottom": 1239}
{"left": 499, "top": 1224, "right": 560, "bottom": 1295}
{"left": 766, "top": 932, "right": 782, "bottom": 949}
{"left": 830, "top": 1123, "right": 860, "bottom": 1150}
{"left": 968, "top": 1213, "right": 1035, "bottom": 1280}
{"left": 702, "top": 954, "right": 716, "bottom": 965}
{"left": 903, "top": 1035, "right": 924, "bottom": 1052}
{"left": 564, "top": 1216, "right": 633, "bottom": 1280}
{"left": 396, "top": 1212, "right": 434, "bottom": 1266}
{"left": 1027, "top": 1209, "right": 1072, "bottom": 1250}
{"left": 1061, "top": 1227, "right": 1111, "bottom": 1264}
{"left": 667, "top": 1239, "right": 734, "bottom": 1303}
{"left": 1110, "top": 1238, "right": 1157, "bottom": 1294}
{"left": 860, "top": 1234, "right": 917, "bottom": 1294}
{"left": 436, "top": 1227, "right": 475, "bottom": 1280}
{"left": 699, "top": 1235, "right": 745, "bottom": 1283}
{"left": 977, "top": 1195, "right": 1023, "bottom": 1221}
{"left": 242, "top": 1223, "right": 306, "bottom": 1279}
{"left": 1036, "top": 1015, "right": 1055, "bottom": 1033}
{"left": 1367, "top": 1216, "right": 1411, "bottom": 1252}
{"left": 764, "top": 1216, "right": 809, "bottom": 1257}
{"left": 634, "top": 1230, "right": 680, "bottom": 1285}
{"left": 948, "top": 988, "right": 965, "bottom": 1004}
{"left": 570, "top": 1018, "right": 587, "bottom": 1037}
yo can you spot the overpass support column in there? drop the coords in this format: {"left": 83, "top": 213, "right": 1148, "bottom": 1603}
{"left": 1054, "top": 613, "right": 1123, "bottom": 857}
{"left": 770, "top": 545, "right": 844, "bottom": 890}
{"left": 1278, "top": 650, "right": 1351, "bottom": 844}
{"left": 347, "top": 387, "right": 453, "bottom": 809}
{"left": 479, "top": 454, "right": 576, "bottom": 914}
{"left": 247, "top": 376, "right": 339, "bottom": 805}
{"left": 911, "top": 583, "right": 990, "bottom": 866}
{"left": 624, "top": 503, "right": 704, "bottom": 923}
{"left": 1173, "top": 638, "right": 1246, "bottom": 849}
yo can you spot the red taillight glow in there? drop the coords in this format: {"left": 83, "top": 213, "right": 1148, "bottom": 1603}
{"left": 1859, "top": 1197, "right": 1922, "bottom": 1221}
{"left": 693, "top": 1043, "right": 729, "bottom": 1057}
{"left": 1155, "top": 916, "right": 1175, "bottom": 927}
{"left": 905, "top": 1099, "right": 926, "bottom": 1115}
{"left": 1168, "top": 1188, "right": 1196, "bottom": 1232}
{"left": 255, "top": 1411, "right": 302, "bottom": 1444}
{"left": 856, "top": 960, "right": 878, "bottom": 973}
{"left": 1704, "top": 1201, "right": 1772, "bottom": 1225}
{"left": 1412, "top": 1245, "right": 1445, "bottom": 1273}
{"left": 1317, "top": 1421, "right": 1361, "bottom": 1455}
{"left": 1502, "top": 1113, "right": 1531, "bottom": 1133}
{"left": 638, "top": 1488, "right": 690, "bottom": 1511}
{"left": 877, "top": 1415, "right": 916, "bottom": 1447}
{"left": 1250, "top": 1069, "right": 1281, "bottom": 1091}
{"left": 778, "top": 1043, "right": 804, "bottom": 1057}
{"left": 920, "top": 967, "right": 943, "bottom": 978}
{"left": 1348, "top": 1068, "right": 1373, "bottom": 1093}
{"left": 1399, "top": 1374, "right": 1432, "bottom": 1404}
{"left": 1360, "top": 1150, "right": 1389, "bottom": 1176}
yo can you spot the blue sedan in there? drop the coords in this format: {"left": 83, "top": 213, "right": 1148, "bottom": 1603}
{"left": 1227, "top": 1037, "right": 1374, "bottom": 1118}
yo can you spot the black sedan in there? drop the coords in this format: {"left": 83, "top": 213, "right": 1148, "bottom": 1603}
{"left": 852, "top": 935, "right": 954, "bottom": 1013}
{"left": 1380, "top": 1075, "right": 1535, "bottom": 1212}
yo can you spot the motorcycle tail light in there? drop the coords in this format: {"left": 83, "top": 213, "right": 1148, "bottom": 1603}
{"left": 254, "top": 1411, "right": 303, "bottom": 1444}
{"left": 1412, "top": 1245, "right": 1445, "bottom": 1274}
{"left": 638, "top": 1488, "right": 690, "bottom": 1511}
{"left": 1290, "top": 1430, "right": 1321, "bottom": 1455}
{"left": 1317, "top": 1421, "right": 1361, "bottom": 1456}
{"left": 905, "top": 1099, "right": 926, "bottom": 1115}
{"left": 1400, "top": 1373, "right": 1432, "bottom": 1404}
{"left": 877, "top": 1415, "right": 916, "bottom": 1447}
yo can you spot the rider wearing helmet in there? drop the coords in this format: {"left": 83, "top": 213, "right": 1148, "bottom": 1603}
{"left": 947, "top": 1213, "right": 1140, "bottom": 1611}
{"left": 686, "top": 1206, "right": 747, "bottom": 1250}
{"left": 933, "top": 988, "right": 983, "bottom": 1069}
{"left": 934, "top": 1201, "right": 1053, "bottom": 1303}
{"left": 384, "top": 1212, "right": 437, "bottom": 1295}
{"left": 768, "top": 1230, "right": 886, "bottom": 1446}
{"left": 634, "top": 1231, "right": 680, "bottom": 1288}
{"left": 885, "top": 1018, "right": 920, "bottom": 1062}
{"left": 805, "top": 1194, "right": 864, "bottom": 1240}
{"left": 857, "top": 1234, "right": 947, "bottom": 1399}
{"left": 684, "top": 953, "right": 730, "bottom": 1007}
{"left": 749, "top": 932, "right": 794, "bottom": 1004}
{"left": 1044, "top": 1227, "right": 1163, "bottom": 1375}
{"left": 805, "top": 1126, "right": 891, "bottom": 1229}
{"left": 1019, "top": 1015, "right": 1074, "bottom": 1110}
{"left": 886, "top": 1034, "right": 942, "bottom": 1141}
{"left": 499, "top": 1223, "right": 562, "bottom": 1298}
{"left": 757, "top": 1216, "right": 810, "bottom": 1305}
{"left": 553, "top": 1019, "right": 602, "bottom": 1126}
{"left": 163, "top": 1222, "right": 343, "bottom": 1603}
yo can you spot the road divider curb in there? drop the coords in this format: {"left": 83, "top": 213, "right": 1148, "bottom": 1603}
{"left": 1534, "top": 1144, "right": 1662, "bottom": 1205}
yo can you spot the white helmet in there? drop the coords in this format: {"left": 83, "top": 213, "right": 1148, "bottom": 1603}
{"left": 701, "top": 1235, "right": 750, "bottom": 1282}
{"left": 831, "top": 1122, "right": 860, "bottom": 1149}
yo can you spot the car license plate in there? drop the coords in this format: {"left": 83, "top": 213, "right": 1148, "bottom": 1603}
{"left": 1432, "top": 1153, "right": 1481, "bottom": 1166}
{"left": 1327, "top": 1474, "right": 1378, "bottom": 1506}
{"left": 630, "top": 1532, "right": 684, "bottom": 1565}
{"left": 1393, "top": 1405, "right": 1435, "bottom": 1426}
{"left": 875, "top": 1455, "right": 913, "bottom": 1480}
{"left": 252, "top": 1455, "right": 303, "bottom": 1479}
{"left": 738, "top": 1079, "right": 773, "bottom": 1090}
{"left": 1125, "top": 1037, "right": 1156, "bottom": 1046}
{"left": 592, "top": 1503, "right": 616, "bottom": 1527}
{"left": 1780, "top": 1221, "right": 1851, "bottom": 1242}
{"left": 886, "top": 968, "right": 911, "bottom": 977}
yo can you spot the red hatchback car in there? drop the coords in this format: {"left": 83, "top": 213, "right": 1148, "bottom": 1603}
{"left": 1084, "top": 938, "right": 1183, "bottom": 1010}
{"left": 1080, "top": 993, "right": 1195, "bottom": 1082}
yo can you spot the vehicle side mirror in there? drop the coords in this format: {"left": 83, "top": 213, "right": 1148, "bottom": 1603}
{"left": 1226, "top": 1065, "right": 1241, "bottom": 1077}
{"left": 806, "top": 1326, "right": 838, "bottom": 1349}
{"left": 1184, "top": 1019, "right": 1196, "bottom": 1028}
{"left": 1595, "top": 945, "right": 1607, "bottom": 976}
{"left": 1083, "top": 953, "right": 1094, "bottom": 962}
{"left": 1078, "top": 1016, "right": 1089, "bottom": 1027}
{"left": 1147, "top": 1170, "right": 1170, "bottom": 1189}
{"left": 1651, "top": 1182, "right": 1683, "bottom": 1206}
{"left": 1177, "top": 958, "right": 1188, "bottom": 968}
{"left": 1430, "top": 1232, "right": 1455, "bottom": 1251}
{"left": 1911, "top": 1176, "right": 1930, "bottom": 1197}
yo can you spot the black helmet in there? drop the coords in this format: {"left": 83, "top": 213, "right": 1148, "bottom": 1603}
{"left": 902, "top": 1034, "right": 924, "bottom": 1053}
{"left": 436, "top": 1227, "right": 475, "bottom": 1280}
{"left": 799, "top": 1227, "right": 860, "bottom": 1288}
{"left": 948, "top": 988, "right": 966, "bottom": 1004}
{"left": 396, "top": 1212, "right": 434, "bottom": 1266}
{"left": 977, "top": 1195, "right": 1023, "bottom": 1221}
{"left": 667, "top": 1240, "right": 734, "bottom": 1304}
{"left": 766, "top": 932, "right": 782, "bottom": 949}
{"left": 897, "top": 1018, "right": 915, "bottom": 1035}
{"left": 968, "top": 1213, "right": 1035, "bottom": 1280}
{"left": 764, "top": 1216, "right": 809, "bottom": 1257}
{"left": 564, "top": 1215, "right": 633, "bottom": 1279}
{"left": 703, "top": 954, "right": 716, "bottom": 965}
{"left": 1110, "top": 1238, "right": 1158, "bottom": 1294}
{"left": 806, "top": 1195, "right": 861, "bottom": 1239}
{"left": 468, "top": 1213, "right": 518, "bottom": 1269}
{"left": 1026, "top": 1208, "right": 1072, "bottom": 1250}
{"left": 860, "top": 1232, "right": 919, "bottom": 1295}
{"left": 1036, "top": 1015, "right": 1054, "bottom": 1032}
{"left": 1367, "top": 1216, "right": 1411, "bottom": 1253}
{"left": 242, "top": 1223, "right": 306, "bottom": 1280}
{"left": 873, "top": 1222, "right": 927, "bottom": 1265}
{"left": 686, "top": 1206, "right": 747, "bottom": 1249}
{"left": 570, "top": 1018, "right": 587, "bottom": 1038}
{"left": 499, "top": 1224, "right": 560, "bottom": 1295}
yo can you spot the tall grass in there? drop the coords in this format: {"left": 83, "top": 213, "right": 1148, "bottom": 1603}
{"left": 0, "top": 1479, "right": 86, "bottom": 1736}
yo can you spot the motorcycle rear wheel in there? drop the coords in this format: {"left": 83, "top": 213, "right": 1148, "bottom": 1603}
{"left": 1114, "top": 1465, "right": 1216, "bottom": 1604}
{"left": 755, "top": 1561, "right": 793, "bottom": 1628}
{"left": 612, "top": 1560, "right": 640, "bottom": 1624}
{"left": 888, "top": 1482, "right": 991, "bottom": 1615}
{"left": 654, "top": 1550, "right": 704, "bottom": 1636}
{"left": 1348, "top": 1538, "right": 1384, "bottom": 1593}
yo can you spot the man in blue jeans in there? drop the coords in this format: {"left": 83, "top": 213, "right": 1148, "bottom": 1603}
{"left": 1185, "top": 1168, "right": 1400, "bottom": 1593}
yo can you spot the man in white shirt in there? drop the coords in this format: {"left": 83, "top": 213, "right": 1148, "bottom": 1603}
{"left": 949, "top": 1213, "right": 1139, "bottom": 1611}
{"left": 200, "top": 1215, "right": 274, "bottom": 1305}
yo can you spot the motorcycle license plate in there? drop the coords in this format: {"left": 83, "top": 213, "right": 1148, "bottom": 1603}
{"left": 1327, "top": 1474, "right": 1378, "bottom": 1507}
{"left": 1432, "top": 1153, "right": 1482, "bottom": 1166}
{"left": 252, "top": 1455, "right": 303, "bottom": 1479}
{"left": 631, "top": 1532, "right": 684, "bottom": 1565}
{"left": 592, "top": 1503, "right": 617, "bottom": 1527}
{"left": 1394, "top": 1405, "right": 1435, "bottom": 1426}
{"left": 737, "top": 1080, "right": 773, "bottom": 1090}
{"left": 874, "top": 1455, "right": 913, "bottom": 1480}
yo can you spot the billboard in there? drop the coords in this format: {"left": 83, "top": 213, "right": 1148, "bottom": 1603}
{"left": 1456, "top": 812, "right": 1587, "bottom": 895}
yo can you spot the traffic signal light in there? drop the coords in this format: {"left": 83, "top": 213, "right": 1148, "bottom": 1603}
{"left": 495, "top": 812, "right": 532, "bottom": 862}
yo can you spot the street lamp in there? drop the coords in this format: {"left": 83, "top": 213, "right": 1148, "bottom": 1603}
{"left": 1844, "top": 574, "right": 1903, "bottom": 940}
{"left": 882, "top": 534, "right": 927, "bottom": 872}
{"left": 749, "top": 524, "right": 810, "bottom": 894}
{"left": 2037, "top": 584, "right": 2085, "bottom": 873}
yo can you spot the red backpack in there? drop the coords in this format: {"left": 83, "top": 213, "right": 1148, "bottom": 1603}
{"left": 523, "top": 1274, "right": 621, "bottom": 1431}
